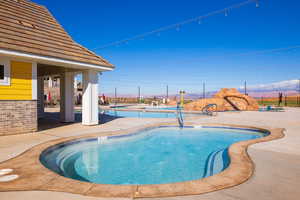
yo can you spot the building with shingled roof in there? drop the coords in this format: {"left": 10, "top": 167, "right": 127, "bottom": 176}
{"left": 0, "top": 0, "right": 114, "bottom": 134}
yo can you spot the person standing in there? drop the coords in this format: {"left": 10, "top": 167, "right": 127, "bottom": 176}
{"left": 48, "top": 91, "right": 52, "bottom": 106}
{"left": 102, "top": 94, "right": 106, "bottom": 105}
{"left": 278, "top": 92, "right": 283, "bottom": 106}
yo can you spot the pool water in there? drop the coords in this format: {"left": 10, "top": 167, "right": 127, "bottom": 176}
{"left": 103, "top": 110, "right": 179, "bottom": 118}
{"left": 40, "top": 126, "right": 267, "bottom": 185}
{"left": 103, "top": 109, "right": 202, "bottom": 118}
{"left": 146, "top": 107, "right": 178, "bottom": 111}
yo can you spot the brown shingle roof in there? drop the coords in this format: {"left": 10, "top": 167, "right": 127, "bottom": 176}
{"left": 0, "top": 0, "right": 114, "bottom": 68}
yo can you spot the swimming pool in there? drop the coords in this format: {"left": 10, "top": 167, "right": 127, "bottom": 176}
{"left": 102, "top": 110, "right": 176, "bottom": 118}
{"left": 79, "top": 109, "right": 194, "bottom": 118}
{"left": 146, "top": 106, "right": 178, "bottom": 111}
{"left": 103, "top": 110, "right": 181, "bottom": 118}
{"left": 40, "top": 126, "right": 268, "bottom": 185}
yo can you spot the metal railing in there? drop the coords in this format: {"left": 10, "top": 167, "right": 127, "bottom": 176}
{"left": 202, "top": 104, "right": 218, "bottom": 116}
{"left": 176, "top": 103, "right": 184, "bottom": 128}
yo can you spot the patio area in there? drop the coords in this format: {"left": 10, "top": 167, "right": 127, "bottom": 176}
{"left": 0, "top": 108, "right": 299, "bottom": 199}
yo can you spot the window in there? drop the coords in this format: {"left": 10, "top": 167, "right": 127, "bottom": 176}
{"left": 0, "top": 65, "right": 4, "bottom": 80}
{"left": 0, "top": 58, "right": 10, "bottom": 86}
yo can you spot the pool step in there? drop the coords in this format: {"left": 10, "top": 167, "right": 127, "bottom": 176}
{"left": 203, "top": 148, "right": 229, "bottom": 178}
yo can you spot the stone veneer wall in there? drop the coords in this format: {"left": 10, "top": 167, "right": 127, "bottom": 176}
{"left": 0, "top": 100, "right": 37, "bottom": 135}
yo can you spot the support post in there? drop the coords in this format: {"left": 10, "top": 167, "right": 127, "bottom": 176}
{"left": 285, "top": 95, "right": 287, "bottom": 106}
{"left": 37, "top": 76, "right": 45, "bottom": 118}
{"left": 203, "top": 82, "right": 206, "bottom": 99}
{"left": 298, "top": 79, "right": 300, "bottom": 106}
{"left": 114, "top": 87, "right": 117, "bottom": 105}
{"left": 60, "top": 72, "right": 75, "bottom": 122}
{"left": 138, "top": 86, "right": 141, "bottom": 103}
{"left": 244, "top": 81, "right": 247, "bottom": 95}
{"left": 82, "top": 70, "right": 99, "bottom": 125}
{"left": 32, "top": 62, "right": 37, "bottom": 100}
{"left": 166, "top": 85, "right": 169, "bottom": 101}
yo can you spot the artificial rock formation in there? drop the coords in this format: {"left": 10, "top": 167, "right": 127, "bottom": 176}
{"left": 184, "top": 88, "right": 259, "bottom": 111}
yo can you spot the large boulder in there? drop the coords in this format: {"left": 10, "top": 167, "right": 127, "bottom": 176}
{"left": 214, "top": 88, "right": 259, "bottom": 111}
{"left": 184, "top": 88, "right": 259, "bottom": 111}
{"left": 184, "top": 98, "right": 227, "bottom": 111}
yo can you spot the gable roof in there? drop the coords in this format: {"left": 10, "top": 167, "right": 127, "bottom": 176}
{"left": 0, "top": 0, "right": 114, "bottom": 68}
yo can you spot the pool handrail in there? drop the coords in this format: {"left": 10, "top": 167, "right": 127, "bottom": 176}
{"left": 202, "top": 104, "right": 218, "bottom": 116}
{"left": 176, "top": 103, "right": 184, "bottom": 128}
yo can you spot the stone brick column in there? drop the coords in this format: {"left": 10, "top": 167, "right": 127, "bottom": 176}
{"left": 0, "top": 100, "right": 37, "bottom": 135}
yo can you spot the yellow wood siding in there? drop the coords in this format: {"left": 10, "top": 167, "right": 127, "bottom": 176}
{"left": 0, "top": 61, "right": 32, "bottom": 100}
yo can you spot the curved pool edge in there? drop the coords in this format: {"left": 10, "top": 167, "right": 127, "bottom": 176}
{"left": 0, "top": 123, "right": 285, "bottom": 198}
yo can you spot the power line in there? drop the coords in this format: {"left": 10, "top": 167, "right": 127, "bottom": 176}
{"left": 93, "top": 0, "right": 259, "bottom": 50}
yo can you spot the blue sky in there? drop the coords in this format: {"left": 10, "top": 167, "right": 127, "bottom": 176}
{"left": 34, "top": 0, "right": 300, "bottom": 96}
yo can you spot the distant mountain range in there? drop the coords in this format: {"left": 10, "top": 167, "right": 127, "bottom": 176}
{"left": 104, "top": 80, "right": 300, "bottom": 99}
{"left": 243, "top": 79, "right": 299, "bottom": 91}
{"left": 239, "top": 79, "right": 300, "bottom": 98}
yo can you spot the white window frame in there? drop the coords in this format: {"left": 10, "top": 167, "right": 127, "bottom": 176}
{"left": 0, "top": 58, "right": 10, "bottom": 86}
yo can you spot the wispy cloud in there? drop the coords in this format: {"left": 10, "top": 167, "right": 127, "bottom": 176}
{"left": 240, "top": 80, "right": 300, "bottom": 91}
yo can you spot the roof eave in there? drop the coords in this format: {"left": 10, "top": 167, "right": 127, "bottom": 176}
{"left": 0, "top": 48, "right": 115, "bottom": 71}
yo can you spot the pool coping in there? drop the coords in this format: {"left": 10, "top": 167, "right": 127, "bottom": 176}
{"left": 0, "top": 123, "right": 285, "bottom": 198}
{"left": 101, "top": 107, "right": 206, "bottom": 114}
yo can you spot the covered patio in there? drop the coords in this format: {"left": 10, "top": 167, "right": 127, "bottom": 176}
{"left": 36, "top": 63, "right": 112, "bottom": 130}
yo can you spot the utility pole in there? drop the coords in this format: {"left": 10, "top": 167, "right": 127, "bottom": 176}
{"left": 298, "top": 79, "right": 300, "bottom": 106}
{"left": 166, "top": 85, "right": 169, "bottom": 100}
{"left": 244, "top": 81, "right": 247, "bottom": 95}
{"left": 203, "top": 82, "right": 206, "bottom": 99}
{"left": 138, "top": 86, "right": 141, "bottom": 103}
{"left": 114, "top": 87, "right": 117, "bottom": 105}
{"left": 285, "top": 95, "right": 287, "bottom": 106}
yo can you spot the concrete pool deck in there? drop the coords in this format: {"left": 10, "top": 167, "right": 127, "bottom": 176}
{"left": 0, "top": 107, "right": 300, "bottom": 199}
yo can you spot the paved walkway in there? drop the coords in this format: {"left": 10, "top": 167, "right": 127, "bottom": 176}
{"left": 0, "top": 108, "right": 299, "bottom": 200}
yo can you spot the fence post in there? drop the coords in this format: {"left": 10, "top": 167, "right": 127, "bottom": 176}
{"left": 284, "top": 95, "right": 287, "bottom": 106}
{"left": 114, "top": 87, "right": 117, "bottom": 105}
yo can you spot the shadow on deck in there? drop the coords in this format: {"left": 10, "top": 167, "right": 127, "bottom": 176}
{"left": 38, "top": 112, "right": 121, "bottom": 132}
